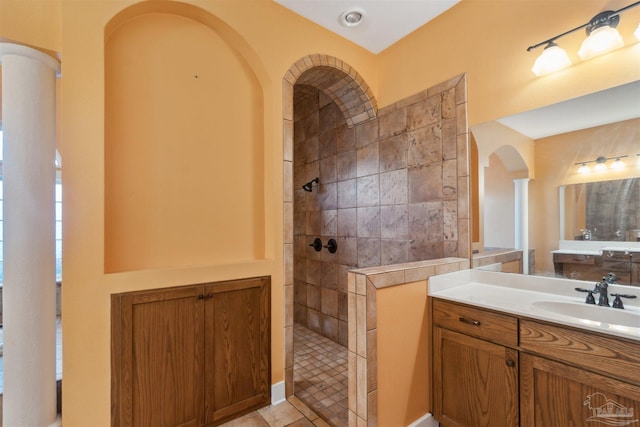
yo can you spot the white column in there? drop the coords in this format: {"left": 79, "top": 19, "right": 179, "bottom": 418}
{"left": 558, "top": 185, "right": 566, "bottom": 241}
{"left": 0, "top": 43, "right": 61, "bottom": 427}
{"left": 514, "top": 178, "right": 530, "bottom": 274}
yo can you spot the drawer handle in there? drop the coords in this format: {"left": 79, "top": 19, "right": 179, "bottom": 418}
{"left": 458, "top": 316, "right": 481, "bottom": 326}
{"left": 506, "top": 359, "right": 515, "bottom": 368}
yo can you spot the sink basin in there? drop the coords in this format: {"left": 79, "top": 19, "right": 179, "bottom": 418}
{"left": 532, "top": 301, "right": 640, "bottom": 328}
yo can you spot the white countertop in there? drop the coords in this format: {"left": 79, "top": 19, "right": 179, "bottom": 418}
{"left": 554, "top": 240, "right": 640, "bottom": 255}
{"left": 429, "top": 270, "right": 640, "bottom": 342}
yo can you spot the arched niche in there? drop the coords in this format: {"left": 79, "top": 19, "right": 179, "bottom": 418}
{"left": 104, "top": 2, "right": 266, "bottom": 273}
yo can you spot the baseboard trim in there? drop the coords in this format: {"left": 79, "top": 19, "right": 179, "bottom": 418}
{"left": 408, "top": 412, "right": 439, "bottom": 427}
{"left": 271, "top": 381, "right": 286, "bottom": 406}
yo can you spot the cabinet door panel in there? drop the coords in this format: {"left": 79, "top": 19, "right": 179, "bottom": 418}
{"left": 204, "top": 277, "right": 270, "bottom": 424}
{"left": 113, "top": 286, "right": 204, "bottom": 427}
{"left": 433, "top": 328, "right": 518, "bottom": 427}
{"left": 521, "top": 353, "right": 640, "bottom": 427}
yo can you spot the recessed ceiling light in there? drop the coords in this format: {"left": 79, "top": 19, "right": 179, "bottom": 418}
{"left": 340, "top": 9, "right": 364, "bottom": 27}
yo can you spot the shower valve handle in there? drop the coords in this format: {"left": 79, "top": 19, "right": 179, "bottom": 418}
{"left": 309, "top": 238, "right": 322, "bottom": 252}
{"left": 324, "top": 239, "right": 338, "bottom": 254}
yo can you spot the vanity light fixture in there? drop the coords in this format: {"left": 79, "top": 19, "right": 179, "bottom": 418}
{"left": 593, "top": 156, "right": 608, "bottom": 172}
{"left": 577, "top": 163, "right": 590, "bottom": 174}
{"left": 527, "top": 1, "right": 640, "bottom": 76}
{"left": 577, "top": 11, "right": 624, "bottom": 60}
{"left": 611, "top": 157, "right": 626, "bottom": 170}
{"left": 575, "top": 155, "right": 629, "bottom": 174}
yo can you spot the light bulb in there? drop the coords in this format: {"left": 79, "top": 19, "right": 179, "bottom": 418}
{"left": 578, "top": 26, "right": 624, "bottom": 60}
{"left": 531, "top": 43, "right": 572, "bottom": 76}
{"left": 635, "top": 22, "right": 640, "bottom": 41}
{"left": 611, "top": 157, "right": 625, "bottom": 170}
{"left": 577, "top": 163, "right": 590, "bottom": 174}
{"left": 594, "top": 159, "right": 607, "bottom": 172}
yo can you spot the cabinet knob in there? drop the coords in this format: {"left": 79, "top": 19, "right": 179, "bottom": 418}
{"left": 506, "top": 359, "right": 515, "bottom": 367}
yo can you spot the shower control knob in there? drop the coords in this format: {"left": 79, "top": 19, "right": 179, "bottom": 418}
{"left": 324, "top": 238, "right": 338, "bottom": 254}
{"left": 309, "top": 238, "right": 322, "bottom": 252}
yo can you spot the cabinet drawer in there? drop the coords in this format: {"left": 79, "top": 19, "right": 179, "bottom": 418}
{"left": 553, "top": 253, "right": 597, "bottom": 265}
{"left": 432, "top": 299, "right": 518, "bottom": 347}
{"left": 520, "top": 319, "right": 640, "bottom": 386}
{"left": 603, "top": 251, "right": 631, "bottom": 262}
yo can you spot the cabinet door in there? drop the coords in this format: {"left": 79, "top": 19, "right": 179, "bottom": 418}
{"left": 433, "top": 328, "right": 519, "bottom": 427}
{"left": 521, "top": 353, "right": 640, "bottom": 427}
{"left": 204, "top": 277, "right": 270, "bottom": 424}
{"left": 112, "top": 286, "right": 205, "bottom": 427}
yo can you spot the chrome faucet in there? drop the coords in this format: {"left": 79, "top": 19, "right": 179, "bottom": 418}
{"left": 594, "top": 279, "right": 609, "bottom": 307}
{"left": 576, "top": 274, "right": 637, "bottom": 309}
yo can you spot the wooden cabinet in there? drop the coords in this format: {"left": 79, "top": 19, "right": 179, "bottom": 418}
{"left": 432, "top": 300, "right": 519, "bottom": 427}
{"left": 520, "top": 320, "right": 640, "bottom": 427}
{"left": 431, "top": 299, "right": 640, "bottom": 427}
{"left": 633, "top": 252, "right": 640, "bottom": 286}
{"left": 552, "top": 253, "right": 602, "bottom": 282}
{"left": 602, "top": 250, "right": 632, "bottom": 285}
{"left": 112, "top": 277, "right": 270, "bottom": 427}
{"left": 553, "top": 251, "right": 640, "bottom": 286}
{"left": 520, "top": 353, "right": 640, "bottom": 427}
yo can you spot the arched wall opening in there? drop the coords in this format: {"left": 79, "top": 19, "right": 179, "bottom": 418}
{"left": 470, "top": 122, "right": 534, "bottom": 252}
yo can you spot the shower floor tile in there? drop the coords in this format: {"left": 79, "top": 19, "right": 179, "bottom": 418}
{"left": 294, "top": 324, "right": 348, "bottom": 427}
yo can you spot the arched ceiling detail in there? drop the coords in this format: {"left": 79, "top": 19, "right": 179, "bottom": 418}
{"left": 285, "top": 55, "right": 377, "bottom": 126}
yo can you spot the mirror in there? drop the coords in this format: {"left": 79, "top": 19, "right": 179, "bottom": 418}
{"left": 562, "top": 178, "right": 640, "bottom": 242}
{"left": 472, "top": 80, "right": 640, "bottom": 277}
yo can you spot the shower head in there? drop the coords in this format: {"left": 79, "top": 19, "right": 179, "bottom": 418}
{"left": 302, "top": 177, "right": 319, "bottom": 192}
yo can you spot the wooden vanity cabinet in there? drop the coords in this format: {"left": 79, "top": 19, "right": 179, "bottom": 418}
{"left": 602, "top": 250, "right": 632, "bottom": 285}
{"left": 520, "top": 354, "right": 640, "bottom": 427}
{"left": 519, "top": 320, "right": 640, "bottom": 427}
{"left": 432, "top": 300, "right": 519, "bottom": 427}
{"left": 112, "top": 276, "right": 271, "bottom": 427}
{"left": 432, "top": 299, "right": 640, "bottom": 427}
{"left": 552, "top": 253, "right": 602, "bottom": 282}
{"left": 632, "top": 252, "right": 640, "bottom": 285}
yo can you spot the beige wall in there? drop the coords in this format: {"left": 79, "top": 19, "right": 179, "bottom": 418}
{"left": 104, "top": 11, "right": 265, "bottom": 272}
{"left": 484, "top": 154, "right": 517, "bottom": 249}
{"left": 377, "top": 0, "right": 640, "bottom": 125}
{"left": 376, "top": 281, "right": 430, "bottom": 426}
{"left": 1, "top": 0, "right": 639, "bottom": 425}
{"left": 531, "top": 118, "right": 640, "bottom": 274}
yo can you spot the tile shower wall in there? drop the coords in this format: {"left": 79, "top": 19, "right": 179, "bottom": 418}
{"left": 586, "top": 178, "right": 639, "bottom": 241}
{"left": 293, "top": 76, "right": 469, "bottom": 346}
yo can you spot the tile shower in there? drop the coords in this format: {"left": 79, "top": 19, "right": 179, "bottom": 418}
{"left": 292, "top": 72, "right": 469, "bottom": 425}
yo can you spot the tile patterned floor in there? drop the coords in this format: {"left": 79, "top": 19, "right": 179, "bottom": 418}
{"left": 219, "top": 397, "right": 332, "bottom": 427}
{"left": 293, "top": 324, "right": 348, "bottom": 427}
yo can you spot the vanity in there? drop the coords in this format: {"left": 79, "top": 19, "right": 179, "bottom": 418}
{"left": 552, "top": 241, "right": 640, "bottom": 285}
{"left": 429, "top": 269, "right": 640, "bottom": 427}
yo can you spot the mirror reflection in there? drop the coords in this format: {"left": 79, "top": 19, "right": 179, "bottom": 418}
{"left": 471, "top": 80, "right": 640, "bottom": 281}
{"left": 563, "top": 178, "right": 640, "bottom": 242}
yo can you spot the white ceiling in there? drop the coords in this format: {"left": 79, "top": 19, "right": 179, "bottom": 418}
{"left": 273, "top": 0, "right": 460, "bottom": 54}
{"left": 497, "top": 80, "right": 640, "bottom": 140}
{"left": 273, "top": 1, "right": 639, "bottom": 138}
